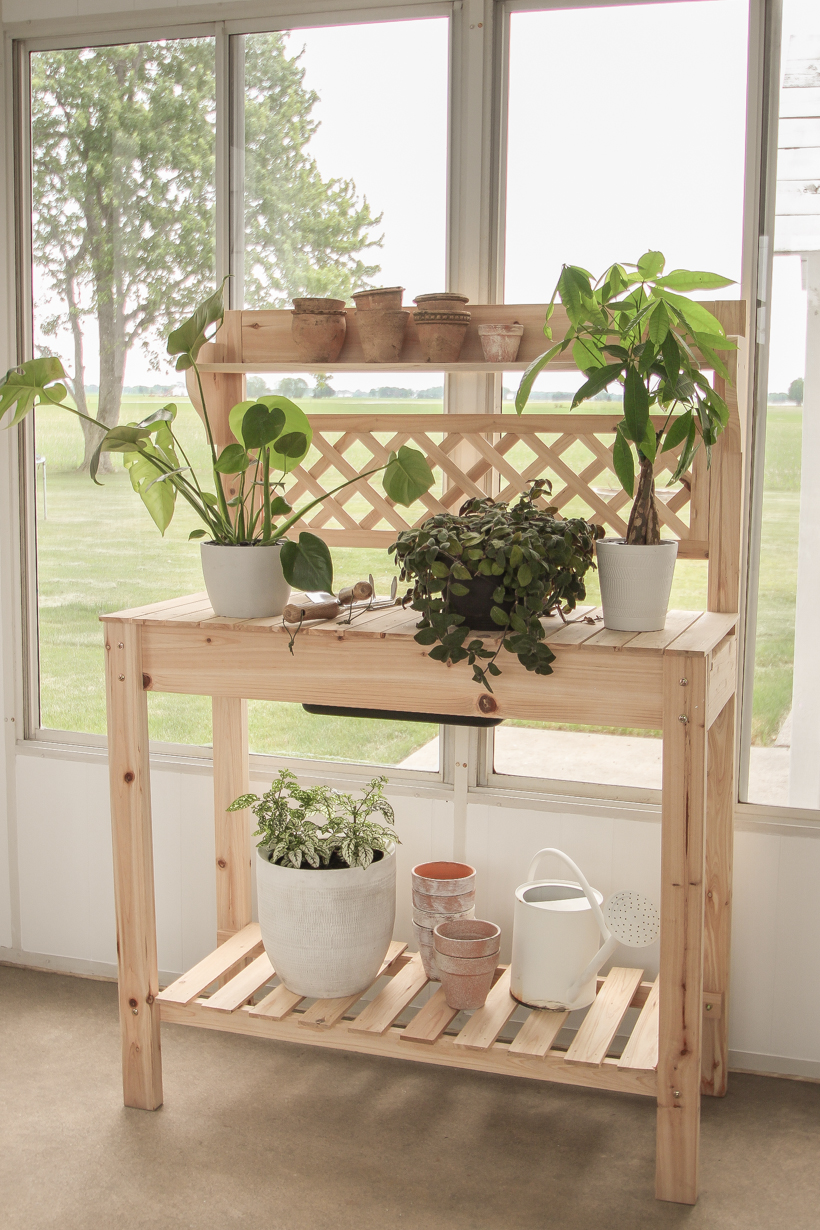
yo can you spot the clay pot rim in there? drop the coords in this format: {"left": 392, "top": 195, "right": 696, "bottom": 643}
{"left": 413, "top": 312, "right": 471, "bottom": 323}
{"left": 292, "top": 297, "right": 346, "bottom": 311}
{"left": 414, "top": 292, "right": 470, "bottom": 304}
{"left": 433, "top": 919, "right": 501, "bottom": 942}
{"left": 435, "top": 951, "right": 500, "bottom": 974}
{"left": 411, "top": 861, "right": 476, "bottom": 887}
{"left": 290, "top": 307, "right": 346, "bottom": 316}
{"left": 352, "top": 285, "right": 405, "bottom": 301}
{"left": 477, "top": 322, "right": 524, "bottom": 334}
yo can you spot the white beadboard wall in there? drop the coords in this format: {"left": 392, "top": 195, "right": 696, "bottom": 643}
{"left": 4, "top": 746, "right": 820, "bottom": 1079}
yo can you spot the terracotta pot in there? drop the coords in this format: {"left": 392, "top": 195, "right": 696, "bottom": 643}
{"left": 291, "top": 310, "right": 346, "bottom": 362}
{"left": 412, "top": 920, "right": 440, "bottom": 981}
{"left": 413, "top": 312, "right": 470, "bottom": 363}
{"left": 358, "top": 309, "right": 409, "bottom": 362}
{"left": 292, "top": 297, "right": 346, "bottom": 312}
{"left": 412, "top": 905, "right": 475, "bottom": 930}
{"left": 435, "top": 951, "right": 499, "bottom": 976}
{"left": 413, "top": 888, "right": 477, "bottom": 914}
{"left": 414, "top": 292, "right": 470, "bottom": 312}
{"left": 433, "top": 919, "right": 501, "bottom": 958}
{"left": 478, "top": 323, "right": 524, "bottom": 363}
{"left": 352, "top": 286, "right": 404, "bottom": 311}
{"left": 411, "top": 862, "right": 476, "bottom": 896}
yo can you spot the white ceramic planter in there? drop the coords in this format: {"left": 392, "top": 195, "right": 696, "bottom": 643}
{"left": 596, "top": 538, "right": 678, "bottom": 632}
{"left": 200, "top": 541, "right": 291, "bottom": 618}
{"left": 256, "top": 845, "right": 397, "bottom": 998}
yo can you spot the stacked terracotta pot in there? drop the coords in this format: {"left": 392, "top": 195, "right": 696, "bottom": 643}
{"left": 413, "top": 292, "right": 471, "bottom": 363}
{"left": 433, "top": 919, "right": 501, "bottom": 1010}
{"left": 411, "top": 861, "right": 476, "bottom": 981}
{"left": 291, "top": 297, "right": 347, "bottom": 363}
{"left": 352, "top": 286, "right": 409, "bottom": 362}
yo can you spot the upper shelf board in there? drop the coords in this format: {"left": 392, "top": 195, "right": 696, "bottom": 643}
{"left": 199, "top": 301, "right": 746, "bottom": 375}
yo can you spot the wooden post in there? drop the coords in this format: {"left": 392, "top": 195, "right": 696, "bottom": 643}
{"left": 702, "top": 694, "right": 735, "bottom": 1096}
{"left": 104, "top": 621, "right": 163, "bottom": 1110}
{"left": 212, "top": 697, "right": 252, "bottom": 944}
{"left": 656, "top": 652, "right": 708, "bottom": 1204}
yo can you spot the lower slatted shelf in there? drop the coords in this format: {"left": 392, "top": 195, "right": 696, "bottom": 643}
{"left": 157, "top": 924, "right": 670, "bottom": 1098}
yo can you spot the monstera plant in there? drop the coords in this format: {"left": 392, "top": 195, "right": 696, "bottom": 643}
{"left": 0, "top": 282, "right": 434, "bottom": 615}
{"left": 515, "top": 251, "right": 736, "bottom": 633}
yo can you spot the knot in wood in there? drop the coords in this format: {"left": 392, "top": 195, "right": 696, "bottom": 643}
{"left": 217, "top": 858, "right": 227, "bottom": 869}
{"left": 142, "top": 674, "right": 152, "bottom": 690}
{"left": 128, "top": 998, "right": 138, "bottom": 1009}
{"left": 478, "top": 695, "right": 497, "bottom": 714}
{"left": 124, "top": 771, "right": 135, "bottom": 783}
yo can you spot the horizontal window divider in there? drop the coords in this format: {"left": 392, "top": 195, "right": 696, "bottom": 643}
{"left": 223, "top": 1, "right": 455, "bottom": 38}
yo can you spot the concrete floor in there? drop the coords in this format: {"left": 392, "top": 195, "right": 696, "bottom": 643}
{"left": 2, "top": 966, "right": 819, "bottom": 1230}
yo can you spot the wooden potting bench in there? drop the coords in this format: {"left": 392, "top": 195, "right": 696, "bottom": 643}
{"left": 102, "top": 301, "right": 745, "bottom": 1206}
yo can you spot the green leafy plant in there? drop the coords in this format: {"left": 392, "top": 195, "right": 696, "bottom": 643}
{"left": 230, "top": 769, "right": 398, "bottom": 870}
{"left": 0, "top": 282, "right": 434, "bottom": 593}
{"left": 515, "top": 251, "right": 736, "bottom": 545}
{"left": 390, "top": 480, "right": 603, "bottom": 691}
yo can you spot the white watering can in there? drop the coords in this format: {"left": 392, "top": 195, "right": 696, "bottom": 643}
{"left": 510, "top": 848, "right": 659, "bottom": 1011}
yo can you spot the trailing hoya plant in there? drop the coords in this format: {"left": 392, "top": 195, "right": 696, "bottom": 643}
{"left": 230, "top": 769, "right": 399, "bottom": 871}
{"left": 0, "top": 281, "right": 434, "bottom": 594}
{"left": 390, "top": 480, "right": 602, "bottom": 691}
{"left": 516, "top": 251, "right": 736, "bottom": 545}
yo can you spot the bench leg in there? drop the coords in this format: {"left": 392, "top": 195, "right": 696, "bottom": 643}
{"left": 656, "top": 653, "right": 708, "bottom": 1204}
{"left": 212, "top": 697, "right": 252, "bottom": 944}
{"left": 105, "top": 621, "right": 162, "bottom": 1110}
{"left": 702, "top": 695, "right": 735, "bottom": 1096}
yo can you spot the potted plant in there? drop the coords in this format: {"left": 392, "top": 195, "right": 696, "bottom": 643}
{"left": 0, "top": 282, "right": 434, "bottom": 616}
{"left": 390, "top": 480, "right": 602, "bottom": 691}
{"left": 515, "top": 251, "right": 736, "bottom": 631}
{"left": 229, "top": 770, "right": 399, "bottom": 998}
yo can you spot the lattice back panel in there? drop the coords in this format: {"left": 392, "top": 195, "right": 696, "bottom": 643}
{"left": 282, "top": 414, "right": 710, "bottom": 559}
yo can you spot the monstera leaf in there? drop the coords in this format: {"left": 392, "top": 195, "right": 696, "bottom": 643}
{"left": 279, "top": 532, "right": 333, "bottom": 592}
{"left": 0, "top": 357, "right": 68, "bottom": 426}
{"left": 167, "top": 278, "right": 228, "bottom": 372}
{"left": 229, "top": 395, "right": 312, "bottom": 469}
{"left": 382, "top": 446, "right": 435, "bottom": 505}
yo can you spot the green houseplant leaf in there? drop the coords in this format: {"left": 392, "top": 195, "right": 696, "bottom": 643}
{"left": 383, "top": 445, "right": 435, "bottom": 505}
{"left": 167, "top": 276, "right": 229, "bottom": 372}
{"left": 279, "top": 532, "right": 333, "bottom": 592}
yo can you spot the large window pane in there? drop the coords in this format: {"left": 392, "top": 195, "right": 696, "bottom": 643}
{"left": 743, "top": 0, "right": 819, "bottom": 807}
{"left": 495, "top": 1, "right": 748, "bottom": 788}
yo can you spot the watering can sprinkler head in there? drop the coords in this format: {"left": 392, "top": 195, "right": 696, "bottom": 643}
{"left": 563, "top": 889, "right": 659, "bottom": 1008}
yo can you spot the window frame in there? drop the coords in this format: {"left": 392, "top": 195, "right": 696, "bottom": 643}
{"left": 12, "top": 0, "right": 811, "bottom": 827}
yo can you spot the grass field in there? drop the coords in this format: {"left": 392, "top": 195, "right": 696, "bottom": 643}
{"left": 31, "top": 395, "right": 798, "bottom": 760}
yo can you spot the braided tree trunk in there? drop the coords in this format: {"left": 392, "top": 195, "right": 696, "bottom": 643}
{"left": 625, "top": 454, "right": 661, "bottom": 545}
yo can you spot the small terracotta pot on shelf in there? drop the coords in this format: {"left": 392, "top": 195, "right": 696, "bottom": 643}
{"left": 291, "top": 310, "right": 346, "bottom": 363}
{"left": 357, "top": 308, "right": 409, "bottom": 362}
{"left": 414, "top": 292, "right": 470, "bottom": 313}
{"left": 414, "top": 311, "right": 471, "bottom": 363}
{"left": 433, "top": 918, "right": 501, "bottom": 1010}
{"left": 352, "top": 286, "right": 405, "bottom": 311}
{"left": 411, "top": 862, "right": 477, "bottom": 981}
{"left": 292, "top": 297, "right": 346, "bottom": 313}
{"left": 478, "top": 322, "right": 524, "bottom": 363}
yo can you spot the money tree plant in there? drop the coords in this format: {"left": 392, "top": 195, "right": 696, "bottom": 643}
{"left": 230, "top": 769, "right": 399, "bottom": 871}
{"left": 515, "top": 251, "right": 736, "bottom": 545}
{"left": 390, "top": 480, "right": 602, "bottom": 691}
{"left": 0, "top": 282, "right": 434, "bottom": 592}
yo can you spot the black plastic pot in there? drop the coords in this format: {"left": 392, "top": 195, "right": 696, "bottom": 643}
{"left": 446, "top": 576, "right": 514, "bottom": 632}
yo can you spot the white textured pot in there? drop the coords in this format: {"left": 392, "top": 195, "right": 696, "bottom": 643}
{"left": 596, "top": 538, "right": 678, "bottom": 632}
{"left": 200, "top": 541, "right": 291, "bottom": 618}
{"left": 256, "top": 845, "right": 397, "bottom": 998}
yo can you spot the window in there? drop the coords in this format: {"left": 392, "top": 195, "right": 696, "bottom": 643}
{"left": 492, "top": 0, "right": 749, "bottom": 792}
{"left": 741, "top": 0, "right": 819, "bottom": 808}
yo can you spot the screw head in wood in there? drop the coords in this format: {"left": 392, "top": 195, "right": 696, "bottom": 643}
{"left": 679, "top": 677, "right": 688, "bottom": 686}
{"left": 674, "top": 1090, "right": 681, "bottom": 1099}
{"left": 678, "top": 714, "right": 689, "bottom": 723}
{"left": 118, "top": 674, "right": 125, "bottom": 682}
{"left": 706, "top": 1003, "right": 713, "bottom": 1011}
{"left": 118, "top": 642, "right": 124, "bottom": 649}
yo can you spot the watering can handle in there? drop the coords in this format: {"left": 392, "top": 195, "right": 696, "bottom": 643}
{"left": 526, "top": 848, "right": 610, "bottom": 941}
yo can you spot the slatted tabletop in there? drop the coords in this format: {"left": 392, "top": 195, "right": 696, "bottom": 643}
{"left": 102, "top": 593, "right": 738, "bottom": 658}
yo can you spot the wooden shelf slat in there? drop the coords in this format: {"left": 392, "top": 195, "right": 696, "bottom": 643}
{"left": 453, "top": 968, "right": 517, "bottom": 1052}
{"left": 156, "top": 923, "right": 263, "bottom": 1005}
{"left": 298, "top": 941, "right": 408, "bottom": 1031}
{"left": 399, "top": 986, "right": 459, "bottom": 1045}
{"left": 349, "top": 954, "right": 428, "bottom": 1035}
{"left": 619, "top": 978, "right": 660, "bottom": 1071}
{"left": 508, "top": 1008, "right": 569, "bottom": 1058}
{"left": 249, "top": 983, "right": 305, "bottom": 1021}
{"left": 203, "top": 952, "right": 274, "bottom": 1013}
{"left": 565, "top": 967, "right": 645, "bottom": 1067}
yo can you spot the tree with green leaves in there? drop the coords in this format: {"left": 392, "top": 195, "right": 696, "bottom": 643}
{"left": 31, "top": 35, "right": 382, "bottom": 470}
{"left": 516, "top": 251, "right": 736, "bottom": 545}
{"left": 788, "top": 377, "right": 804, "bottom": 405}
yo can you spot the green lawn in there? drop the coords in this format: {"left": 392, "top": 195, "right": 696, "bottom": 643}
{"left": 32, "top": 397, "right": 798, "bottom": 757}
